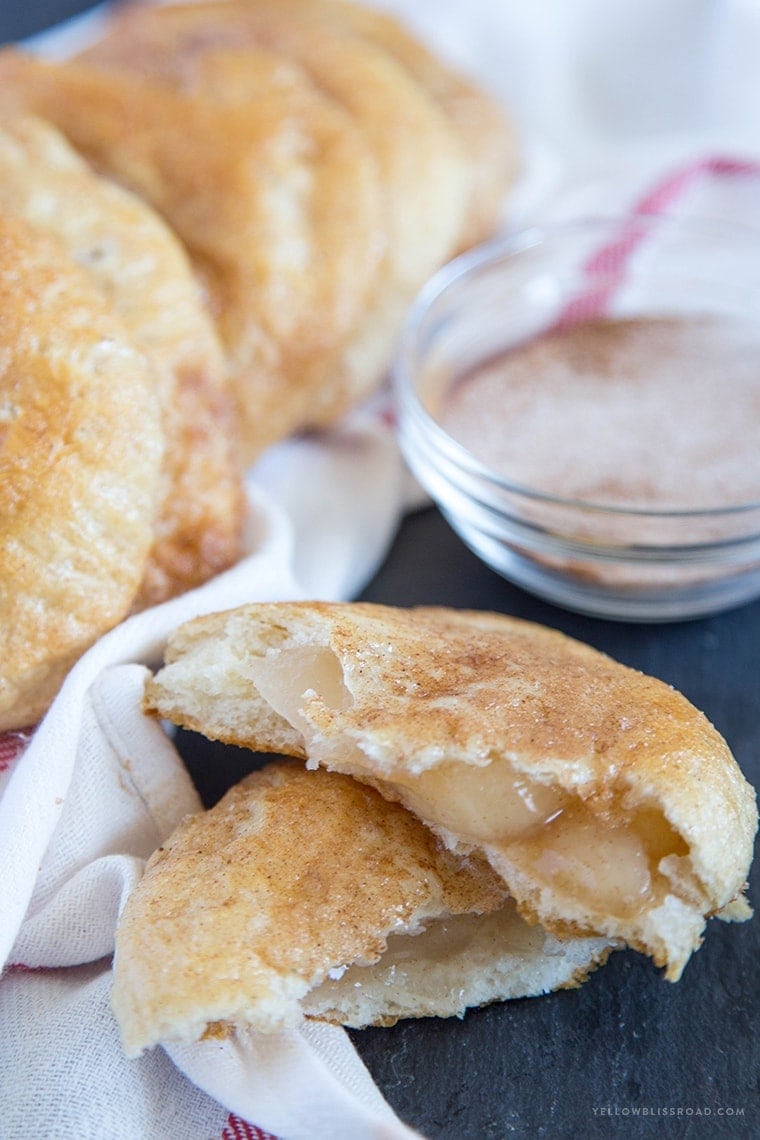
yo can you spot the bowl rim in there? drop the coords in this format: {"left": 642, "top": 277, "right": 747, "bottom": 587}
{"left": 394, "top": 215, "right": 760, "bottom": 521}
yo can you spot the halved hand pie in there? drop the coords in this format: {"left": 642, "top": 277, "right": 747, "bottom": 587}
{"left": 144, "top": 601, "right": 757, "bottom": 982}
{"left": 112, "top": 761, "right": 611, "bottom": 1054}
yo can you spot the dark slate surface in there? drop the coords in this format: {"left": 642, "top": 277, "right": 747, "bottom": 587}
{"left": 10, "top": 5, "right": 759, "bottom": 1136}
{"left": 351, "top": 507, "right": 760, "bottom": 1140}
{"left": 0, "top": 0, "right": 101, "bottom": 43}
{"left": 177, "top": 506, "right": 760, "bottom": 1139}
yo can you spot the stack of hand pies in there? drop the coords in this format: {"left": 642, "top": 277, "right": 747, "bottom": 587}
{"left": 0, "top": 0, "right": 519, "bottom": 731}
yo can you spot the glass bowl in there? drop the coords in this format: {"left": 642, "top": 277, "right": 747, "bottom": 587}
{"left": 394, "top": 216, "right": 760, "bottom": 622}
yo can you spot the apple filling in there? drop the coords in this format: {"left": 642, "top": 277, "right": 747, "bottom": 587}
{"left": 249, "top": 643, "right": 353, "bottom": 737}
{"left": 247, "top": 646, "right": 701, "bottom": 932}
{"left": 302, "top": 901, "right": 604, "bottom": 1027}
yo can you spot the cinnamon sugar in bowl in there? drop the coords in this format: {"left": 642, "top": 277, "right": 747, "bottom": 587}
{"left": 395, "top": 217, "right": 760, "bottom": 621}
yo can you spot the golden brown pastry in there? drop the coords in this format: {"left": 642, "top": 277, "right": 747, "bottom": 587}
{"left": 77, "top": 1, "right": 489, "bottom": 441}
{"left": 0, "top": 47, "right": 385, "bottom": 460}
{"left": 111, "top": 761, "right": 611, "bottom": 1055}
{"left": 0, "top": 2, "right": 517, "bottom": 459}
{"left": 81, "top": 0, "right": 518, "bottom": 250}
{"left": 300, "top": 0, "right": 520, "bottom": 247}
{"left": 0, "top": 212, "right": 164, "bottom": 731}
{"left": 0, "top": 112, "right": 244, "bottom": 605}
{"left": 144, "top": 601, "right": 758, "bottom": 982}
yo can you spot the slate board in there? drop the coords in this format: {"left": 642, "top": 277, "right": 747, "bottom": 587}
{"left": 350, "top": 507, "right": 760, "bottom": 1140}
{"left": 177, "top": 506, "right": 759, "bottom": 1140}
{"left": 0, "top": 0, "right": 100, "bottom": 43}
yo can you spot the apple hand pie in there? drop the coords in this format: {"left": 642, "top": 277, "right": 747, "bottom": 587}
{"left": 144, "top": 601, "right": 757, "bottom": 984}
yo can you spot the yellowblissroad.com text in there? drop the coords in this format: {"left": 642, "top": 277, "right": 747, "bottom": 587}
{"left": 591, "top": 1105, "right": 746, "bottom": 1118}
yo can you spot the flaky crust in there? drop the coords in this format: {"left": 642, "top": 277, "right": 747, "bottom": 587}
{"left": 82, "top": 0, "right": 518, "bottom": 249}
{"left": 0, "top": 47, "right": 384, "bottom": 462}
{"left": 260, "top": 0, "right": 521, "bottom": 246}
{"left": 78, "top": 0, "right": 473, "bottom": 445}
{"left": 144, "top": 601, "right": 758, "bottom": 979}
{"left": 0, "top": 2, "right": 516, "bottom": 458}
{"left": 112, "top": 762, "right": 506, "bottom": 1050}
{"left": 0, "top": 112, "right": 243, "bottom": 605}
{"left": 0, "top": 213, "right": 164, "bottom": 730}
{"left": 112, "top": 761, "right": 610, "bottom": 1053}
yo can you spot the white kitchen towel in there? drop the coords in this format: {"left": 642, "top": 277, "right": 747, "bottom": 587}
{"left": 3, "top": 2, "right": 760, "bottom": 1139}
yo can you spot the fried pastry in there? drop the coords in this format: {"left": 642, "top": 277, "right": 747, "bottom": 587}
{"left": 78, "top": 0, "right": 473, "bottom": 444}
{"left": 144, "top": 601, "right": 758, "bottom": 982}
{"left": 82, "top": 0, "right": 517, "bottom": 249}
{"left": 111, "top": 761, "right": 611, "bottom": 1055}
{"left": 0, "top": 48, "right": 384, "bottom": 460}
{"left": 0, "top": 0, "right": 517, "bottom": 456}
{"left": 300, "top": 0, "right": 520, "bottom": 246}
{"left": 0, "top": 213, "right": 164, "bottom": 731}
{"left": 0, "top": 112, "right": 243, "bottom": 605}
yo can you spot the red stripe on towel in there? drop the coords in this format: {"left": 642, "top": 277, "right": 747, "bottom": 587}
{"left": 0, "top": 729, "right": 34, "bottom": 772}
{"left": 555, "top": 155, "right": 760, "bottom": 328}
{"left": 633, "top": 156, "right": 760, "bottom": 215}
{"left": 221, "top": 1113, "right": 280, "bottom": 1140}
